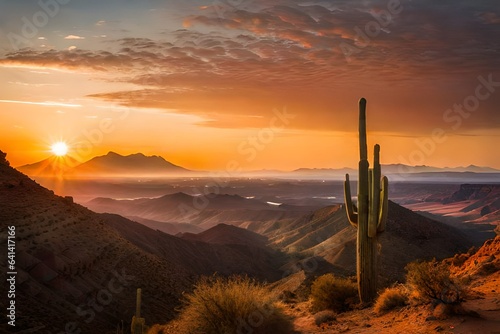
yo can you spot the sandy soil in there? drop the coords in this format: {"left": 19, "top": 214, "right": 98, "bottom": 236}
{"left": 288, "top": 272, "right": 500, "bottom": 334}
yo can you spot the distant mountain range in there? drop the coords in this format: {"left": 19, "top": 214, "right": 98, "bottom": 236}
{"left": 289, "top": 164, "right": 500, "bottom": 177}
{"left": 17, "top": 151, "right": 500, "bottom": 180}
{"left": 18, "top": 151, "right": 190, "bottom": 177}
{"left": 85, "top": 192, "right": 313, "bottom": 230}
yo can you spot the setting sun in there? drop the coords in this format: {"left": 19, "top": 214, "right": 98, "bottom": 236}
{"left": 51, "top": 142, "right": 68, "bottom": 157}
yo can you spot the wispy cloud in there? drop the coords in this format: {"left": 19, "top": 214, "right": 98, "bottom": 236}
{"left": 0, "top": 1, "right": 498, "bottom": 133}
{"left": 0, "top": 99, "right": 82, "bottom": 108}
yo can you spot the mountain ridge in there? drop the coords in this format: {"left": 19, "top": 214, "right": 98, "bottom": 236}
{"left": 17, "top": 150, "right": 500, "bottom": 179}
{"left": 18, "top": 151, "right": 190, "bottom": 177}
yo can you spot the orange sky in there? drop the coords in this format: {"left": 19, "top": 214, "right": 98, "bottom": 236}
{"left": 1, "top": 1, "right": 499, "bottom": 171}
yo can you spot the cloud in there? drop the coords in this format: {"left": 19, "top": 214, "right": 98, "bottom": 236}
{"left": 1, "top": 1, "right": 499, "bottom": 133}
{"left": 64, "top": 35, "right": 85, "bottom": 40}
{"left": 0, "top": 99, "right": 82, "bottom": 108}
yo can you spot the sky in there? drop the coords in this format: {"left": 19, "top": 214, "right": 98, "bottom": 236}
{"left": 0, "top": 0, "right": 499, "bottom": 171}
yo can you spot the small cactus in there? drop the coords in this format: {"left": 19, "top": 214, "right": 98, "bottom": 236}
{"left": 131, "top": 288, "right": 145, "bottom": 334}
{"left": 344, "top": 98, "right": 389, "bottom": 304}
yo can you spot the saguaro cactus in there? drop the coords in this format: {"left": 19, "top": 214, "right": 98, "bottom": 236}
{"left": 131, "top": 288, "right": 145, "bottom": 334}
{"left": 344, "top": 98, "right": 389, "bottom": 304}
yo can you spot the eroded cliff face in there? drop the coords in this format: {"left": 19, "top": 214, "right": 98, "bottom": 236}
{"left": 443, "top": 184, "right": 500, "bottom": 219}
{"left": 446, "top": 184, "right": 500, "bottom": 202}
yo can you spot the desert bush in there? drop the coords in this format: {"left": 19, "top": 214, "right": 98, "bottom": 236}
{"left": 405, "top": 259, "right": 465, "bottom": 304}
{"left": 314, "top": 310, "right": 337, "bottom": 326}
{"left": 177, "top": 275, "right": 293, "bottom": 334}
{"left": 374, "top": 285, "right": 409, "bottom": 314}
{"left": 147, "top": 324, "right": 167, "bottom": 334}
{"left": 310, "top": 274, "right": 358, "bottom": 312}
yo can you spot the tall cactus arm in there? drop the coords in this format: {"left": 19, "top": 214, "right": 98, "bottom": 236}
{"left": 344, "top": 173, "right": 358, "bottom": 227}
{"left": 377, "top": 175, "right": 389, "bottom": 233}
{"left": 359, "top": 98, "right": 368, "bottom": 161}
{"left": 368, "top": 145, "right": 381, "bottom": 238}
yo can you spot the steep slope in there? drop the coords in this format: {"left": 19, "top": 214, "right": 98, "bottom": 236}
{"left": 452, "top": 235, "right": 500, "bottom": 277}
{"left": 0, "top": 151, "right": 285, "bottom": 333}
{"left": 267, "top": 201, "right": 473, "bottom": 282}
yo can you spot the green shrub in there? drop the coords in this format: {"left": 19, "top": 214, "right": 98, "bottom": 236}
{"left": 310, "top": 274, "right": 358, "bottom": 312}
{"left": 177, "top": 275, "right": 293, "bottom": 334}
{"left": 374, "top": 285, "right": 409, "bottom": 314}
{"left": 405, "top": 259, "right": 464, "bottom": 304}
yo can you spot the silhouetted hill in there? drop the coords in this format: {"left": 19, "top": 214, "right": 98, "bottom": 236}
{"left": 127, "top": 216, "right": 204, "bottom": 235}
{"left": 17, "top": 155, "right": 80, "bottom": 177}
{"left": 0, "top": 150, "right": 286, "bottom": 333}
{"left": 17, "top": 151, "right": 191, "bottom": 178}
{"left": 180, "top": 223, "right": 268, "bottom": 248}
{"left": 85, "top": 192, "right": 311, "bottom": 229}
{"left": 265, "top": 201, "right": 473, "bottom": 282}
{"left": 72, "top": 151, "right": 190, "bottom": 176}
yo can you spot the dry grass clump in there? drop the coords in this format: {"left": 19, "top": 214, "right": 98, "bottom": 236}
{"left": 310, "top": 274, "right": 358, "bottom": 313}
{"left": 374, "top": 285, "right": 409, "bottom": 315}
{"left": 314, "top": 310, "right": 337, "bottom": 326}
{"left": 405, "top": 259, "right": 465, "bottom": 305}
{"left": 171, "top": 275, "right": 293, "bottom": 334}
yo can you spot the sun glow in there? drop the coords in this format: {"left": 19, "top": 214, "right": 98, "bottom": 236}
{"left": 51, "top": 141, "right": 68, "bottom": 156}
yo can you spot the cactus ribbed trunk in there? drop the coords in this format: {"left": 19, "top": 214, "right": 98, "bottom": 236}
{"left": 344, "top": 98, "right": 389, "bottom": 304}
{"left": 131, "top": 288, "right": 145, "bottom": 334}
{"left": 136, "top": 288, "right": 142, "bottom": 318}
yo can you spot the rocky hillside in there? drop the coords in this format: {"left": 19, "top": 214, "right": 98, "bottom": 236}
{"left": 265, "top": 201, "right": 473, "bottom": 283}
{"left": 444, "top": 184, "right": 500, "bottom": 224}
{"left": 0, "top": 150, "right": 286, "bottom": 333}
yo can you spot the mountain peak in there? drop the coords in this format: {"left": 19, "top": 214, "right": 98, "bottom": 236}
{"left": 72, "top": 151, "right": 189, "bottom": 176}
{"left": 106, "top": 151, "right": 122, "bottom": 156}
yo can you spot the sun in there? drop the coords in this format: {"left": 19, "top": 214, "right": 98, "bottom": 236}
{"left": 51, "top": 141, "right": 69, "bottom": 157}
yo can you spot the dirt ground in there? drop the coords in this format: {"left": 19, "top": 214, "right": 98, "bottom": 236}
{"left": 288, "top": 272, "right": 500, "bottom": 334}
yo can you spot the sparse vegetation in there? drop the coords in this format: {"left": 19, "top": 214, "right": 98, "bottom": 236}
{"left": 310, "top": 274, "right": 358, "bottom": 313}
{"left": 173, "top": 275, "right": 293, "bottom": 334}
{"left": 374, "top": 285, "right": 409, "bottom": 314}
{"left": 314, "top": 310, "right": 337, "bottom": 326}
{"left": 405, "top": 259, "right": 465, "bottom": 304}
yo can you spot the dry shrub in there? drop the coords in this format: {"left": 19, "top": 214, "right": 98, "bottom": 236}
{"left": 405, "top": 259, "right": 465, "bottom": 304}
{"left": 147, "top": 324, "right": 167, "bottom": 334}
{"left": 374, "top": 285, "right": 409, "bottom": 315}
{"left": 314, "top": 310, "right": 337, "bottom": 326}
{"left": 176, "top": 275, "right": 293, "bottom": 334}
{"left": 310, "top": 274, "right": 358, "bottom": 313}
